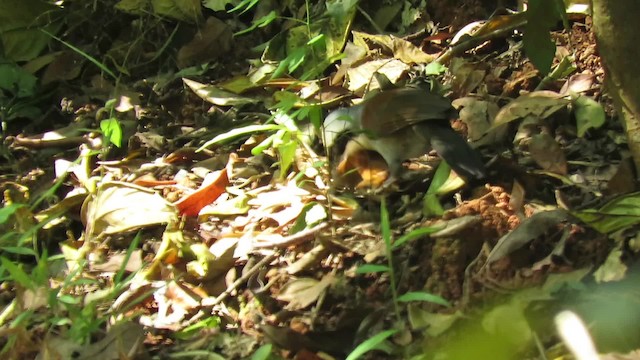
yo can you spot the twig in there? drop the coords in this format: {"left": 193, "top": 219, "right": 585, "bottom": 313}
{"left": 185, "top": 223, "right": 329, "bottom": 325}
{"left": 252, "top": 222, "right": 329, "bottom": 249}
{"left": 200, "top": 252, "right": 280, "bottom": 308}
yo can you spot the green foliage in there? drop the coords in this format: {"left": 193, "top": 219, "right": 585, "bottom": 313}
{"left": 0, "top": 234, "right": 143, "bottom": 352}
{"left": 176, "top": 316, "right": 222, "bottom": 340}
{"left": 572, "top": 192, "right": 640, "bottom": 234}
{"left": 0, "top": 62, "right": 42, "bottom": 130}
{"left": 422, "top": 161, "right": 450, "bottom": 217}
{"left": 42, "top": 29, "right": 117, "bottom": 79}
{"left": 0, "top": 0, "right": 61, "bottom": 61}
{"left": 351, "top": 199, "right": 449, "bottom": 358}
{"left": 572, "top": 93, "right": 606, "bottom": 137}
{"left": 250, "top": 343, "right": 273, "bottom": 360}
{"left": 345, "top": 329, "right": 398, "bottom": 360}
{"left": 523, "top": 0, "right": 567, "bottom": 75}
{"left": 100, "top": 118, "right": 123, "bottom": 148}
{"left": 397, "top": 292, "right": 450, "bottom": 307}
{"left": 235, "top": 10, "right": 277, "bottom": 36}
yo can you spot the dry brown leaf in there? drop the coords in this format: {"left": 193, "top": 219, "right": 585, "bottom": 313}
{"left": 175, "top": 154, "right": 235, "bottom": 216}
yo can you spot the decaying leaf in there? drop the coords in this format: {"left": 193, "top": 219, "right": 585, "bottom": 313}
{"left": 528, "top": 133, "right": 568, "bottom": 175}
{"left": 492, "top": 91, "right": 569, "bottom": 130}
{"left": 486, "top": 209, "right": 571, "bottom": 264}
{"left": 353, "top": 31, "right": 435, "bottom": 64}
{"left": 453, "top": 96, "right": 504, "bottom": 146}
{"left": 346, "top": 58, "right": 409, "bottom": 93}
{"left": 74, "top": 321, "right": 145, "bottom": 360}
{"left": 183, "top": 78, "right": 259, "bottom": 106}
{"left": 177, "top": 17, "right": 232, "bottom": 68}
{"left": 276, "top": 274, "right": 335, "bottom": 310}
{"left": 82, "top": 181, "right": 178, "bottom": 237}
{"left": 593, "top": 249, "right": 627, "bottom": 283}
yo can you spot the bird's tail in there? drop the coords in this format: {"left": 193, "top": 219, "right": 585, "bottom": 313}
{"left": 427, "top": 124, "right": 486, "bottom": 181}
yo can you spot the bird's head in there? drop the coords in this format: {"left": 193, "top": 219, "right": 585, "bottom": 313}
{"left": 322, "top": 106, "right": 363, "bottom": 149}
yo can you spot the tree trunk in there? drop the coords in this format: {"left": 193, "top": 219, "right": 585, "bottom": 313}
{"left": 591, "top": 0, "right": 640, "bottom": 178}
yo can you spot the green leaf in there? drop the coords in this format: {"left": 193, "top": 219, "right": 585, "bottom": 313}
{"left": 58, "top": 294, "right": 81, "bottom": 305}
{"left": 0, "top": 203, "right": 25, "bottom": 224}
{"left": 0, "top": 1, "right": 61, "bottom": 62}
{"left": 286, "top": 47, "right": 307, "bottom": 74}
{"left": 202, "top": 0, "right": 236, "bottom": 12}
{"left": 235, "top": 10, "right": 277, "bottom": 36}
{"left": 100, "top": 118, "right": 123, "bottom": 147}
{"left": 0, "top": 256, "right": 33, "bottom": 289}
{"left": 277, "top": 136, "right": 297, "bottom": 176}
{"left": 392, "top": 225, "right": 443, "bottom": 250}
{"left": 228, "top": 0, "right": 258, "bottom": 14}
{"left": 573, "top": 94, "right": 605, "bottom": 137}
{"left": 523, "top": 0, "right": 563, "bottom": 75}
{"left": 425, "top": 61, "right": 447, "bottom": 75}
{"left": 346, "top": 329, "right": 398, "bottom": 360}
{"left": 397, "top": 291, "right": 451, "bottom": 307}
{"left": 251, "top": 343, "right": 273, "bottom": 360}
{"left": 422, "top": 161, "right": 449, "bottom": 217}
{"left": 43, "top": 29, "right": 117, "bottom": 79}
{"left": 1, "top": 246, "right": 36, "bottom": 256}
{"left": 290, "top": 202, "right": 326, "bottom": 234}
{"left": 572, "top": 192, "right": 640, "bottom": 233}
{"left": 0, "top": 63, "right": 37, "bottom": 97}
{"left": 251, "top": 132, "right": 277, "bottom": 156}
{"left": 307, "top": 34, "right": 324, "bottom": 45}
{"left": 356, "top": 264, "right": 390, "bottom": 274}
{"left": 523, "top": 23, "right": 555, "bottom": 75}
{"left": 198, "top": 124, "right": 282, "bottom": 151}
{"left": 380, "top": 198, "right": 392, "bottom": 252}
{"left": 176, "top": 316, "right": 221, "bottom": 339}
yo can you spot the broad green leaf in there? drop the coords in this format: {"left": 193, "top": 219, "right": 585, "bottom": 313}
{"left": 572, "top": 192, "right": 640, "bottom": 233}
{"left": 58, "top": 294, "right": 81, "bottom": 305}
{"left": 523, "top": 23, "right": 555, "bottom": 75}
{"left": 423, "top": 161, "right": 450, "bottom": 216}
{"left": 100, "top": 118, "right": 123, "bottom": 147}
{"left": 0, "top": 0, "right": 61, "bottom": 61}
{"left": 276, "top": 136, "right": 297, "bottom": 177}
{"left": 203, "top": 0, "right": 237, "bottom": 12}
{"left": 251, "top": 343, "right": 273, "bottom": 360}
{"left": 425, "top": 61, "right": 447, "bottom": 75}
{"left": 523, "top": 0, "right": 563, "bottom": 75}
{"left": 0, "top": 64, "right": 37, "bottom": 97}
{"left": 573, "top": 94, "right": 605, "bottom": 137}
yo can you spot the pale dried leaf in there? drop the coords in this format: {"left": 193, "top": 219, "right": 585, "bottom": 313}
{"left": 493, "top": 91, "right": 569, "bottom": 130}
{"left": 183, "top": 78, "right": 259, "bottom": 106}
{"left": 82, "top": 181, "right": 178, "bottom": 236}
{"left": 277, "top": 274, "right": 335, "bottom": 310}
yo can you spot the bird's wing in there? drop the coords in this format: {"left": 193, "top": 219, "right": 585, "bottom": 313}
{"left": 361, "top": 88, "right": 455, "bottom": 134}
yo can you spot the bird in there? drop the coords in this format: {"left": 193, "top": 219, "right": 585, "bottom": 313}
{"left": 323, "top": 85, "right": 486, "bottom": 187}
